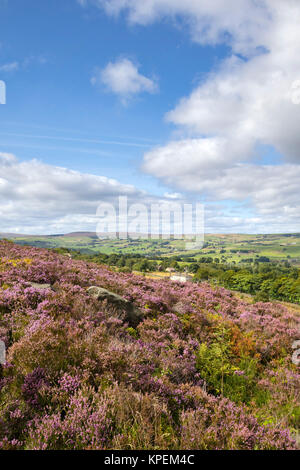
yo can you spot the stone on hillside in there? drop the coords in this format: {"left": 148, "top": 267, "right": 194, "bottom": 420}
{"left": 0, "top": 340, "right": 6, "bottom": 365}
{"left": 172, "top": 301, "right": 188, "bottom": 315}
{"left": 28, "top": 282, "right": 53, "bottom": 291}
{"left": 87, "top": 286, "right": 143, "bottom": 327}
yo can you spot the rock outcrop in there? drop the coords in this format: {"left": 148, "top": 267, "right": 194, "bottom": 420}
{"left": 87, "top": 286, "right": 143, "bottom": 327}
{"left": 28, "top": 282, "right": 53, "bottom": 291}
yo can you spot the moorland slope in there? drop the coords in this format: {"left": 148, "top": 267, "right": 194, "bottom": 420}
{"left": 0, "top": 241, "right": 299, "bottom": 450}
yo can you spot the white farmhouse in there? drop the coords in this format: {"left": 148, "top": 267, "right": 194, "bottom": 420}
{"left": 170, "top": 273, "right": 193, "bottom": 283}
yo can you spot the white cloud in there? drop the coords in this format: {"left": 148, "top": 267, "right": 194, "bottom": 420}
{"left": 2, "top": 152, "right": 210, "bottom": 235}
{"left": 164, "top": 192, "right": 183, "bottom": 200}
{"left": 90, "top": 1, "right": 300, "bottom": 168}
{"left": 143, "top": 136, "right": 300, "bottom": 223}
{"left": 0, "top": 152, "right": 149, "bottom": 234}
{"left": 85, "top": 0, "right": 273, "bottom": 54}
{"left": 143, "top": 137, "right": 254, "bottom": 182}
{"left": 92, "top": 58, "right": 158, "bottom": 103}
{"left": 55, "top": 1, "right": 300, "bottom": 231}
{"left": 0, "top": 56, "right": 47, "bottom": 75}
{"left": 0, "top": 62, "right": 19, "bottom": 72}
{"left": 165, "top": 52, "right": 300, "bottom": 163}
{"left": 126, "top": 0, "right": 300, "bottom": 232}
{"left": 1, "top": 151, "right": 297, "bottom": 235}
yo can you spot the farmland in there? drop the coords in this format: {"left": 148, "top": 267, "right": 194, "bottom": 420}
{"left": 2, "top": 233, "right": 300, "bottom": 265}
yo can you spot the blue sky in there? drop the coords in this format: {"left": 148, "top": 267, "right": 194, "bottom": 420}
{"left": 0, "top": 0, "right": 227, "bottom": 185}
{"left": 1, "top": 0, "right": 300, "bottom": 234}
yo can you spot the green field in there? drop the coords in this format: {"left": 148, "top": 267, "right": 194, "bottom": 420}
{"left": 2, "top": 232, "right": 300, "bottom": 265}
{"left": 201, "top": 233, "right": 300, "bottom": 265}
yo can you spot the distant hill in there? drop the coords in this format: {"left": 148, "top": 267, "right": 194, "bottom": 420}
{"left": 0, "top": 233, "right": 43, "bottom": 239}
{"left": 61, "top": 232, "right": 97, "bottom": 238}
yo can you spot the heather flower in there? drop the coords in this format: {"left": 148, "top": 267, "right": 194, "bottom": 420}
{"left": 0, "top": 240, "right": 298, "bottom": 450}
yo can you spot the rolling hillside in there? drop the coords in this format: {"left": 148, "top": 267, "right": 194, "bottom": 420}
{"left": 0, "top": 240, "right": 299, "bottom": 450}
{"left": 2, "top": 232, "right": 300, "bottom": 264}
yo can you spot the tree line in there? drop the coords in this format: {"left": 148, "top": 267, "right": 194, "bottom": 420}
{"left": 53, "top": 248, "right": 300, "bottom": 304}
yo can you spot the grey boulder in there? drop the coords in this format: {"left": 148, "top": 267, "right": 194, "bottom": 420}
{"left": 87, "top": 286, "right": 143, "bottom": 327}
{"left": 28, "top": 282, "right": 53, "bottom": 291}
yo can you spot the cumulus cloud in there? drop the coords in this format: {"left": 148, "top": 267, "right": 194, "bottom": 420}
{"left": 49, "top": 1, "right": 300, "bottom": 231}
{"left": 143, "top": 139, "right": 300, "bottom": 227}
{"left": 1, "top": 151, "right": 295, "bottom": 235}
{"left": 1, "top": 152, "right": 208, "bottom": 235}
{"left": 143, "top": 137, "right": 254, "bottom": 182}
{"left": 86, "top": 1, "right": 300, "bottom": 162}
{"left": 92, "top": 58, "right": 158, "bottom": 103}
{"left": 83, "top": 0, "right": 273, "bottom": 54}
{"left": 124, "top": 0, "right": 300, "bottom": 231}
{"left": 0, "top": 152, "right": 148, "bottom": 234}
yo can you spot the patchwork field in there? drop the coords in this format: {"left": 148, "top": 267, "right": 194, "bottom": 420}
{"left": 2, "top": 233, "right": 300, "bottom": 265}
